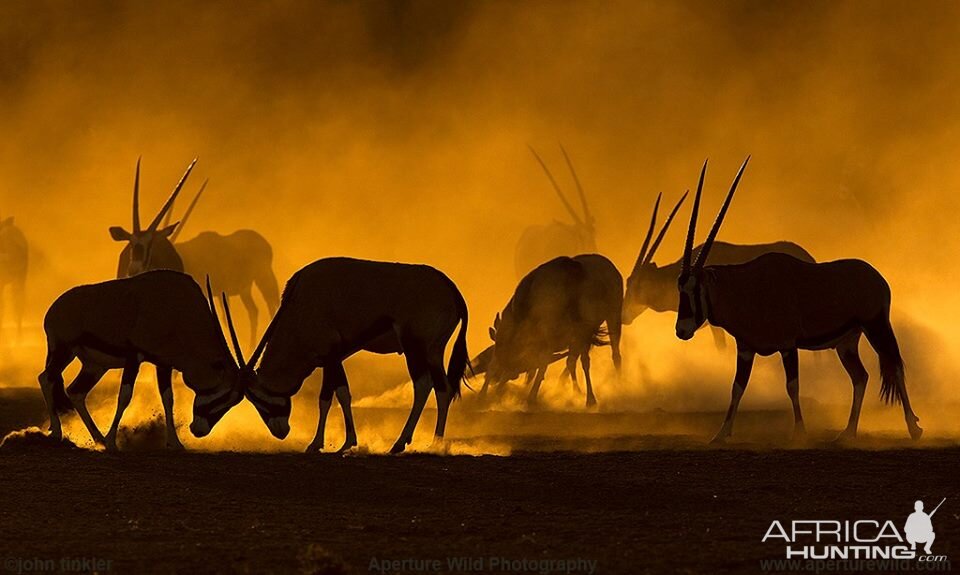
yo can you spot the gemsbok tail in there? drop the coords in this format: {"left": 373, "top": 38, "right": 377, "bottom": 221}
{"left": 864, "top": 315, "right": 907, "bottom": 406}
{"left": 446, "top": 285, "right": 472, "bottom": 399}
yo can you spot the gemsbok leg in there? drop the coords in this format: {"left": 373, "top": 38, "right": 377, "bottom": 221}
{"left": 307, "top": 362, "right": 357, "bottom": 453}
{"left": 38, "top": 341, "right": 76, "bottom": 441}
{"left": 156, "top": 366, "right": 183, "bottom": 449}
{"left": 391, "top": 345, "right": 435, "bottom": 454}
{"left": 66, "top": 363, "right": 109, "bottom": 445}
{"left": 238, "top": 288, "right": 259, "bottom": 350}
{"left": 430, "top": 363, "right": 453, "bottom": 444}
{"left": 581, "top": 348, "right": 597, "bottom": 407}
{"left": 836, "top": 332, "right": 867, "bottom": 440}
{"left": 712, "top": 344, "right": 755, "bottom": 444}
{"left": 104, "top": 360, "right": 140, "bottom": 451}
{"left": 781, "top": 348, "right": 804, "bottom": 438}
{"left": 563, "top": 353, "right": 583, "bottom": 394}
{"left": 526, "top": 365, "right": 547, "bottom": 406}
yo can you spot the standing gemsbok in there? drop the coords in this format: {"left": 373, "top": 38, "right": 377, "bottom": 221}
{"left": 675, "top": 157, "right": 921, "bottom": 443}
{"left": 623, "top": 191, "right": 816, "bottom": 349}
{"left": 38, "top": 270, "right": 246, "bottom": 450}
{"left": 109, "top": 158, "right": 280, "bottom": 348}
{"left": 238, "top": 257, "right": 471, "bottom": 454}
{"left": 515, "top": 146, "right": 597, "bottom": 278}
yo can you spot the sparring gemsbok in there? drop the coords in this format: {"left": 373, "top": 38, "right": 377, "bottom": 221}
{"left": 0, "top": 215, "right": 28, "bottom": 344}
{"left": 238, "top": 257, "right": 471, "bottom": 454}
{"left": 38, "top": 270, "right": 246, "bottom": 450}
{"left": 515, "top": 146, "right": 597, "bottom": 278}
{"left": 623, "top": 191, "right": 816, "bottom": 349}
{"left": 675, "top": 157, "right": 922, "bottom": 443}
{"left": 479, "top": 254, "right": 622, "bottom": 407}
{"left": 109, "top": 158, "right": 280, "bottom": 348}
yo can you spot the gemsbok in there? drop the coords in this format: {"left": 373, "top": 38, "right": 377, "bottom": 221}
{"left": 38, "top": 271, "right": 246, "bottom": 450}
{"left": 675, "top": 157, "right": 921, "bottom": 443}
{"left": 0, "top": 216, "right": 28, "bottom": 344}
{"left": 109, "top": 158, "right": 280, "bottom": 347}
{"left": 479, "top": 254, "right": 622, "bottom": 407}
{"left": 623, "top": 191, "right": 815, "bottom": 349}
{"left": 238, "top": 257, "right": 471, "bottom": 454}
{"left": 515, "top": 146, "right": 597, "bottom": 278}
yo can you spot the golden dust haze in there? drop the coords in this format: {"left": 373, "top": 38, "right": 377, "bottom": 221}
{"left": 2, "top": 0, "right": 960, "bottom": 450}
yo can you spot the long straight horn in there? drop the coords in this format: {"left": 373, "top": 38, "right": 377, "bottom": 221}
{"left": 682, "top": 160, "right": 708, "bottom": 275}
{"left": 631, "top": 192, "right": 661, "bottom": 277}
{"left": 529, "top": 145, "right": 584, "bottom": 226}
{"left": 133, "top": 157, "right": 142, "bottom": 232}
{"left": 247, "top": 308, "right": 281, "bottom": 370}
{"left": 559, "top": 144, "right": 592, "bottom": 226}
{"left": 170, "top": 179, "right": 208, "bottom": 243}
{"left": 643, "top": 190, "right": 689, "bottom": 266}
{"left": 147, "top": 158, "right": 197, "bottom": 232}
{"left": 693, "top": 156, "right": 750, "bottom": 271}
{"left": 221, "top": 292, "right": 246, "bottom": 367}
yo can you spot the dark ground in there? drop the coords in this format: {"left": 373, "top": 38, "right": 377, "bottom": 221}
{"left": 0, "top": 388, "right": 957, "bottom": 575}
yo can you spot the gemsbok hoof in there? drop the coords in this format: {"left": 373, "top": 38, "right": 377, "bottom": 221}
{"left": 709, "top": 432, "right": 728, "bottom": 445}
{"left": 585, "top": 396, "right": 597, "bottom": 408}
{"left": 337, "top": 438, "right": 358, "bottom": 454}
{"left": 389, "top": 440, "right": 408, "bottom": 454}
{"left": 832, "top": 429, "right": 857, "bottom": 444}
{"left": 304, "top": 441, "right": 323, "bottom": 453}
{"left": 908, "top": 421, "right": 923, "bottom": 441}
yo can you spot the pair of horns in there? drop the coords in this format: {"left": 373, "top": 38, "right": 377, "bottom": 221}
{"left": 132, "top": 157, "right": 198, "bottom": 234}
{"left": 631, "top": 190, "right": 689, "bottom": 275}
{"left": 529, "top": 145, "right": 593, "bottom": 228}
{"left": 205, "top": 277, "right": 246, "bottom": 369}
{"left": 205, "top": 276, "right": 283, "bottom": 372}
{"left": 681, "top": 156, "right": 751, "bottom": 276}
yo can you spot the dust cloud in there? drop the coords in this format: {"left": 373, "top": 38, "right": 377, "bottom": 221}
{"left": 2, "top": 1, "right": 960, "bottom": 448}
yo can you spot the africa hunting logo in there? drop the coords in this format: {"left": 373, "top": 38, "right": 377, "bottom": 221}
{"left": 762, "top": 498, "right": 949, "bottom": 565}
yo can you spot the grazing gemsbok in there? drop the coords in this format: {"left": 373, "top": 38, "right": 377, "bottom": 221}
{"left": 38, "top": 270, "right": 245, "bottom": 450}
{"left": 110, "top": 158, "right": 280, "bottom": 347}
{"left": 479, "top": 254, "right": 622, "bottom": 407}
{"left": 623, "top": 191, "right": 816, "bottom": 349}
{"left": 238, "top": 257, "right": 471, "bottom": 454}
{"left": 0, "top": 216, "right": 28, "bottom": 344}
{"left": 515, "top": 146, "right": 597, "bottom": 278}
{"left": 675, "top": 157, "right": 921, "bottom": 443}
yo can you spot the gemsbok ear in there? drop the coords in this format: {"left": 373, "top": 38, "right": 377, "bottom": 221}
{"left": 489, "top": 327, "right": 497, "bottom": 342}
{"left": 109, "top": 226, "right": 132, "bottom": 241}
{"left": 157, "top": 222, "right": 180, "bottom": 238}
{"left": 494, "top": 313, "right": 501, "bottom": 330}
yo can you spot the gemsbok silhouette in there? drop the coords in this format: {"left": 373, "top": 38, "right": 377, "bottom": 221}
{"left": 623, "top": 191, "right": 816, "bottom": 349}
{"left": 0, "top": 216, "right": 28, "bottom": 344}
{"left": 238, "top": 257, "right": 471, "bottom": 454}
{"left": 675, "top": 157, "right": 921, "bottom": 443}
{"left": 38, "top": 271, "right": 245, "bottom": 450}
{"left": 109, "top": 158, "right": 280, "bottom": 348}
{"left": 514, "top": 146, "right": 597, "bottom": 278}
{"left": 479, "top": 254, "right": 622, "bottom": 407}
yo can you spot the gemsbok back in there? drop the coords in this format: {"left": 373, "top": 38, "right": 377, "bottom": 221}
{"left": 479, "top": 254, "right": 622, "bottom": 407}
{"left": 0, "top": 215, "right": 28, "bottom": 344}
{"left": 109, "top": 158, "right": 280, "bottom": 347}
{"left": 623, "top": 191, "right": 816, "bottom": 348}
{"left": 515, "top": 146, "right": 597, "bottom": 278}
{"left": 675, "top": 157, "right": 921, "bottom": 443}
{"left": 238, "top": 257, "right": 471, "bottom": 454}
{"left": 39, "top": 270, "right": 246, "bottom": 450}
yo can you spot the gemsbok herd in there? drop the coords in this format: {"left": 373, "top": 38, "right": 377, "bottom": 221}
{"left": 16, "top": 153, "right": 921, "bottom": 452}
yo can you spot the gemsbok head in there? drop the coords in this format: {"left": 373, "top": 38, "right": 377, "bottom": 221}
{"left": 109, "top": 158, "right": 197, "bottom": 277}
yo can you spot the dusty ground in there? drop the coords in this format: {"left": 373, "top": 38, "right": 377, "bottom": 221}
{"left": 0, "top": 388, "right": 957, "bottom": 575}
